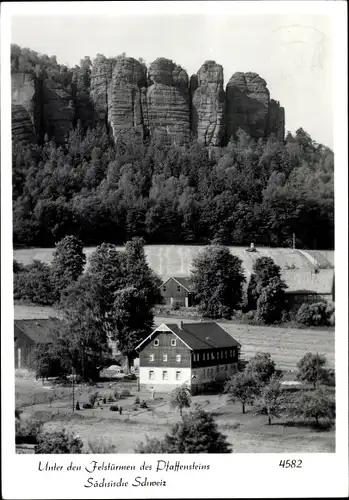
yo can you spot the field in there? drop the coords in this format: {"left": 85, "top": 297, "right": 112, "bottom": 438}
{"left": 13, "top": 245, "right": 334, "bottom": 280}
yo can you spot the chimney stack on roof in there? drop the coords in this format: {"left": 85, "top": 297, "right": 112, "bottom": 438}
{"left": 178, "top": 321, "right": 184, "bottom": 330}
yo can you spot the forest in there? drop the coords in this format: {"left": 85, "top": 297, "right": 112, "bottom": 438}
{"left": 11, "top": 46, "right": 334, "bottom": 249}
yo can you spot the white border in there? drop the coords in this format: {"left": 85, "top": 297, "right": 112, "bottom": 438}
{"left": 1, "top": 2, "right": 348, "bottom": 499}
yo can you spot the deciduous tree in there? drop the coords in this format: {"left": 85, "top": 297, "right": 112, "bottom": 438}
{"left": 190, "top": 245, "right": 246, "bottom": 319}
{"left": 170, "top": 384, "right": 192, "bottom": 417}
{"left": 224, "top": 372, "right": 261, "bottom": 413}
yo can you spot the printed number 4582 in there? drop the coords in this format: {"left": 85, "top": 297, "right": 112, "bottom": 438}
{"left": 279, "top": 459, "right": 303, "bottom": 468}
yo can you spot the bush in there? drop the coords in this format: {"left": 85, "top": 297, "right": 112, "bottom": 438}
{"left": 140, "top": 400, "right": 148, "bottom": 409}
{"left": 121, "top": 389, "right": 131, "bottom": 397}
{"left": 171, "top": 300, "right": 181, "bottom": 311}
{"left": 35, "top": 429, "right": 83, "bottom": 454}
{"left": 82, "top": 403, "right": 92, "bottom": 409}
{"left": 102, "top": 397, "right": 107, "bottom": 404}
{"left": 15, "top": 419, "right": 43, "bottom": 444}
{"left": 110, "top": 404, "right": 119, "bottom": 411}
{"left": 13, "top": 260, "right": 55, "bottom": 305}
{"left": 107, "top": 393, "right": 115, "bottom": 403}
{"left": 135, "top": 396, "right": 140, "bottom": 405}
{"left": 113, "top": 389, "right": 119, "bottom": 400}
{"left": 296, "top": 301, "right": 334, "bottom": 327}
{"left": 88, "top": 391, "right": 99, "bottom": 407}
{"left": 86, "top": 438, "right": 117, "bottom": 453}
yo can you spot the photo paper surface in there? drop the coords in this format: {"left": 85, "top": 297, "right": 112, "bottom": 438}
{"left": 1, "top": 1, "right": 348, "bottom": 498}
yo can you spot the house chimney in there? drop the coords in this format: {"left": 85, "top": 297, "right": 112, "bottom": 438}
{"left": 178, "top": 321, "right": 183, "bottom": 330}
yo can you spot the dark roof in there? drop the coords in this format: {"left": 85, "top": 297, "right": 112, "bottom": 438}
{"left": 160, "top": 276, "right": 193, "bottom": 292}
{"left": 14, "top": 318, "right": 59, "bottom": 344}
{"left": 165, "top": 322, "right": 240, "bottom": 350}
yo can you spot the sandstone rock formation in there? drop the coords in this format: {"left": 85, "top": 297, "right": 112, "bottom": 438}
{"left": 107, "top": 56, "right": 147, "bottom": 139}
{"left": 11, "top": 54, "right": 286, "bottom": 147}
{"left": 146, "top": 58, "right": 190, "bottom": 145}
{"left": 42, "top": 79, "right": 75, "bottom": 144}
{"left": 225, "top": 72, "right": 270, "bottom": 141}
{"left": 267, "top": 99, "right": 285, "bottom": 141}
{"left": 190, "top": 61, "right": 225, "bottom": 147}
{"left": 11, "top": 73, "right": 38, "bottom": 143}
{"left": 90, "top": 56, "right": 114, "bottom": 126}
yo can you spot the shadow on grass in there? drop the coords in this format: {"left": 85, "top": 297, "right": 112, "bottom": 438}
{"left": 275, "top": 419, "right": 334, "bottom": 432}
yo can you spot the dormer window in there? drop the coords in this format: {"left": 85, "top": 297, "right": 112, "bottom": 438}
{"left": 177, "top": 285, "right": 181, "bottom": 292}
{"left": 154, "top": 339, "right": 159, "bottom": 347}
{"left": 171, "top": 339, "right": 176, "bottom": 347}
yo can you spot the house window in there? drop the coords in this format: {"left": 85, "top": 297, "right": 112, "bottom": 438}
{"left": 154, "top": 339, "right": 159, "bottom": 347}
{"left": 176, "top": 371, "right": 181, "bottom": 380}
{"left": 193, "top": 353, "right": 196, "bottom": 362}
{"left": 162, "top": 370, "right": 168, "bottom": 380}
{"left": 192, "top": 370, "right": 197, "bottom": 380}
{"left": 203, "top": 369, "right": 206, "bottom": 378}
{"left": 177, "top": 285, "right": 181, "bottom": 292}
{"left": 149, "top": 370, "right": 155, "bottom": 380}
{"left": 211, "top": 352, "right": 214, "bottom": 360}
{"left": 203, "top": 353, "right": 206, "bottom": 361}
{"left": 171, "top": 339, "right": 176, "bottom": 347}
{"left": 163, "top": 354, "right": 168, "bottom": 362}
{"left": 149, "top": 354, "right": 154, "bottom": 362}
{"left": 196, "top": 353, "right": 199, "bottom": 361}
{"left": 229, "top": 349, "right": 232, "bottom": 357}
{"left": 176, "top": 354, "right": 181, "bottom": 363}
{"left": 217, "top": 352, "right": 220, "bottom": 360}
{"left": 224, "top": 350, "right": 227, "bottom": 358}
{"left": 163, "top": 286, "right": 166, "bottom": 292}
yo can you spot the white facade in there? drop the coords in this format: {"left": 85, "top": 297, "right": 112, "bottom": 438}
{"left": 139, "top": 366, "right": 191, "bottom": 387}
{"left": 139, "top": 363, "right": 237, "bottom": 391}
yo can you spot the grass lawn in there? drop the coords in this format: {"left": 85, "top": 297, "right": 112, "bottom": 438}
{"left": 16, "top": 377, "right": 335, "bottom": 454}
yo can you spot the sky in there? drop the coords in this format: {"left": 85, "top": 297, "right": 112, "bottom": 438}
{"left": 11, "top": 13, "right": 333, "bottom": 147}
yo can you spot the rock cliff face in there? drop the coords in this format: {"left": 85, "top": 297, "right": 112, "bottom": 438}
{"left": 225, "top": 72, "right": 270, "bottom": 141}
{"left": 11, "top": 73, "right": 38, "bottom": 143}
{"left": 146, "top": 58, "right": 190, "bottom": 145}
{"left": 107, "top": 57, "right": 147, "bottom": 139}
{"left": 267, "top": 99, "right": 285, "bottom": 141}
{"left": 190, "top": 61, "right": 225, "bottom": 147}
{"left": 42, "top": 79, "right": 75, "bottom": 143}
{"left": 11, "top": 56, "right": 285, "bottom": 147}
{"left": 90, "top": 57, "right": 114, "bottom": 127}
{"left": 12, "top": 72, "right": 75, "bottom": 144}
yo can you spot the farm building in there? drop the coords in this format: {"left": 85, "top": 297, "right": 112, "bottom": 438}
{"left": 283, "top": 268, "right": 334, "bottom": 310}
{"left": 136, "top": 321, "right": 241, "bottom": 394}
{"left": 159, "top": 276, "right": 194, "bottom": 307}
{"left": 14, "top": 318, "right": 58, "bottom": 369}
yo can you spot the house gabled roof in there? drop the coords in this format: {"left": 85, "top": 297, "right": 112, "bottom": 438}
{"left": 283, "top": 268, "right": 334, "bottom": 295}
{"left": 136, "top": 322, "right": 240, "bottom": 352}
{"left": 159, "top": 276, "right": 193, "bottom": 293}
{"left": 14, "top": 318, "right": 59, "bottom": 344}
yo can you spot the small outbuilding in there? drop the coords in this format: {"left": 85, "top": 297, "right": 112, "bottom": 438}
{"left": 159, "top": 276, "right": 194, "bottom": 308}
{"left": 14, "top": 318, "right": 58, "bottom": 370}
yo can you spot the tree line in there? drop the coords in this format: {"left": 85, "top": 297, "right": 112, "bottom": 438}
{"left": 13, "top": 122, "right": 334, "bottom": 249}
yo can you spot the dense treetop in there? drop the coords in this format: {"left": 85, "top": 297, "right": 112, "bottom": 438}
{"left": 13, "top": 124, "right": 334, "bottom": 249}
